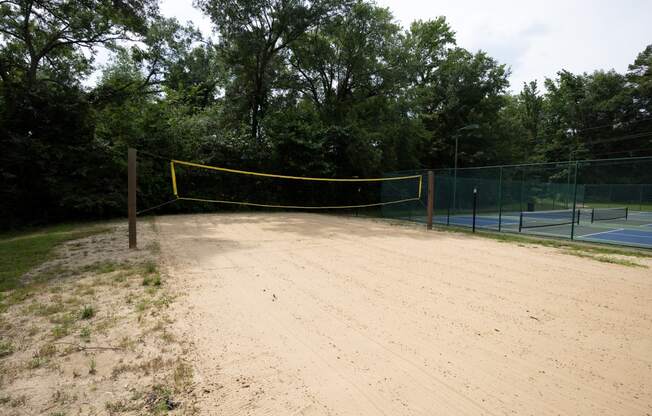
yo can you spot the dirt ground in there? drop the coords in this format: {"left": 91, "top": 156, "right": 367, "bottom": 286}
{"left": 0, "top": 220, "right": 197, "bottom": 415}
{"left": 156, "top": 213, "right": 652, "bottom": 415}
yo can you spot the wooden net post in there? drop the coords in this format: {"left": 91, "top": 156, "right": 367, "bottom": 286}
{"left": 128, "top": 148, "right": 137, "bottom": 249}
{"left": 427, "top": 171, "right": 434, "bottom": 230}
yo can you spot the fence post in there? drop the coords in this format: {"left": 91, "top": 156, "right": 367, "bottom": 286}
{"left": 472, "top": 187, "right": 478, "bottom": 233}
{"left": 519, "top": 168, "right": 525, "bottom": 213}
{"left": 427, "top": 171, "right": 434, "bottom": 230}
{"left": 570, "top": 161, "right": 579, "bottom": 240}
{"left": 498, "top": 167, "right": 503, "bottom": 232}
{"left": 446, "top": 176, "right": 451, "bottom": 226}
{"left": 128, "top": 148, "right": 137, "bottom": 249}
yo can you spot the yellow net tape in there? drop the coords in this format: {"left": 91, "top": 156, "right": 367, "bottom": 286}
{"left": 170, "top": 161, "right": 178, "bottom": 196}
{"left": 169, "top": 159, "right": 423, "bottom": 209}
{"left": 171, "top": 159, "right": 422, "bottom": 182}
{"left": 177, "top": 197, "right": 421, "bottom": 210}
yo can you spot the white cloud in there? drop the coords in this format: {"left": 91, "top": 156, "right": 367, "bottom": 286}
{"left": 377, "top": 0, "right": 652, "bottom": 92}
{"left": 160, "top": 0, "right": 213, "bottom": 36}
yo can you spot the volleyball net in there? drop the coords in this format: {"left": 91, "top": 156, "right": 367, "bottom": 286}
{"left": 138, "top": 155, "right": 424, "bottom": 213}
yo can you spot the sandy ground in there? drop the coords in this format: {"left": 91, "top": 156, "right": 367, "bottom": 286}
{"left": 157, "top": 212, "right": 652, "bottom": 416}
{"left": 0, "top": 222, "right": 197, "bottom": 415}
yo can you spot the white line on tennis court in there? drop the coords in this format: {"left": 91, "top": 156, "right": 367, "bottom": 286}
{"left": 579, "top": 228, "right": 624, "bottom": 238}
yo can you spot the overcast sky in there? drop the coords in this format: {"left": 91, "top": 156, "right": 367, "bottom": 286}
{"left": 159, "top": 0, "right": 652, "bottom": 92}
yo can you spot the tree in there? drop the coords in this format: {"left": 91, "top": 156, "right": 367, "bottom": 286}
{"left": 627, "top": 44, "right": 652, "bottom": 116}
{"left": 195, "top": 0, "right": 342, "bottom": 141}
{"left": 519, "top": 81, "right": 543, "bottom": 142}
{"left": 417, "top": 47, "right": 510, "bottom": 167}
{"left": 289, "top": 2, "right": 402, "bottom": 121}
{"left": 0, "top": 0, "right": 157, "bottom": 90}
{"left": 0, "top": 0, "right": 158, "bottom": 227}
{"left": 537, "top": 69, "right": 644, "bottom": 161}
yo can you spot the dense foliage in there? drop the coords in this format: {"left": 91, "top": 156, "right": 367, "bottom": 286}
{"left": 1, "top": 0, "right": 651, "bottom": 228}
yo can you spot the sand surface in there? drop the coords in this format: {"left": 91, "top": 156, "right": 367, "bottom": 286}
{"left": 157, "top": 213, "right": 652, "bottom": 415}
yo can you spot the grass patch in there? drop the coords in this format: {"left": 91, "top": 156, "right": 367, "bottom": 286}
{"left": 89, "top": 358, "right": 97, "bottom": 375}
{"left": 136, "top": 299, "right": 150, "bottom": 313}
{"left": 142, "top": 274, "right": 161, "bottom": 287}
{"left": 146, "top": 241, "right": 161, "bottom": 254}
{"left": 173, "top": 360, "right": 193, "bottom": 391}
{"left": 142, "top": 260, "right": 158, "bottom": 274}
{"left": 146, "top": 384, "right": 178, "bottom": 414}
{"left": 111, "top": 356, "right": 168, "bottom": 379}
{"left": 153, "top": 294, "right": 173, "bottom": 309}
{"left": 560, "top": 243, "right": 650, "bottom": 258}
{"left": 51, "top": 324, "right": 71, "bottom": 340}
{"left": 79, "top": 326, "right": 91, "bottom": 342}
{"left": 81, "top": 261, "right": 121, "bottom": 275}
{"left": 31, "top": 264, "right": 70, "bottom": 284}
{"left": 0, "top": 224, "right": 109, "bottom": 291}
{"left": 0, "top": 340, "right": 14, "bottom": 357}
{"left": 38, "top": 343, "right": 57, "bottom": 358}
{"left": 118, "top": 336, "right": 135, "bottom": 350}
{"left": 563, "top": 251, "right": 647, "bottom": 267}
{"left": 0, "top": 288, "right": 33, "bottom": 313}
{"left": 95, "top": 314, "right": 119, "bottom": 334}
{"left": 105, "top": 399, "right": 135, "bottom": 413}
{"left": 80, "top": 305, "right": 95, "bottom": 320}
{"left": 64, "top": 295, "right": 82, "bottom": 306}
{"left": 161, "top": 331, "right": 175, "bottom": 343}
{"left": 28, "top": 301, "right": 65, "bottom": 317}
{"left": 50, "top": 311, "right": 78, "bottom": 338}
{"left": 27, "top": 356, "right": 44, "bottom": 369}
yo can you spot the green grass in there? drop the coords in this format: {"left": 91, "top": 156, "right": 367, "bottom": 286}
{"left": 0, "top": 340, "right": 14, "bottom": 357}
{"left": 142, "top": 260, "right": 158, "bottom": 274}
{"left": 51, "top": 324, "right": 71, "bottom": 339}
{"left": 142, "top": 274, "right": 161, "bottom": 287}
{"left": 80, "top": 305, "right": 95, "bottom": 320}
{"left": 28, "top": 301, "right": 65, "bottom": 317}
{"left": 79, "top": 326, "right": 91, "bottom": 342}
{"left": 562, "top": 251, "right": 647, "bottom": 267}
{"left": 80, "top": 261, "right": 121, "bottom": 274}
{"left": 89, "top": 358, "right": 97, "bottom": 375}
{"left": 0, "top": 224, "right": 109, "bottom": 292}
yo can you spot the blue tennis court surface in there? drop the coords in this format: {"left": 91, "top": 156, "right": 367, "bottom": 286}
{"left": 431, "top": 213, "right": 652, "bottom": 249}
{"left": 578, "top": 228, "right": 652, "bottom": 248}
{"left": 434, "top": 215, "right": 518, "bottom": 228}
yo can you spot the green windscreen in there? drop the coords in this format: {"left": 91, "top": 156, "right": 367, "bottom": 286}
{"left": 381, "top": 157, "right": 652, "bottom": 249}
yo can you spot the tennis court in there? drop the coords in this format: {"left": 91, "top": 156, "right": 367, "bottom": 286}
{"left": 156, "top": 212, "right": 652, "bottom": 415}
{"left": 407, "top": 209, "right": 652, "bottom": 249}
{"left": 579, "top": 228, "right": 652, "bottom": 246}
{"left": 382, "top": 157, "right": 652, "bottom": 250}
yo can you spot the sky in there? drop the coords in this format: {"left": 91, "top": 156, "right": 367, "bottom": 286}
{"left": 159, "top": 0, "right": 652, "bottom": 92}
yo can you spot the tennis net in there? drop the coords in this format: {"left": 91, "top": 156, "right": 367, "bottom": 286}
{"left": 519, "top": 209, "right": 580, "bottom": 231}
{"left": 591, "top": 207, "right": 628, "bottom": 223}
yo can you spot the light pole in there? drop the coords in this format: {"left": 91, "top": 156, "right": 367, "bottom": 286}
{"left": 452, "top": 124, "right": 479, "bottom": 214}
